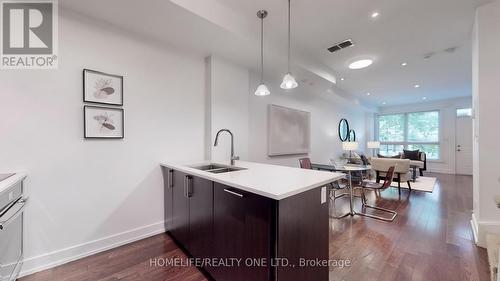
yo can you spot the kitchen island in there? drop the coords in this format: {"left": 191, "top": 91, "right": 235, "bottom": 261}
{"left": 161, "top": 161, "right": 344, "bottom": 281}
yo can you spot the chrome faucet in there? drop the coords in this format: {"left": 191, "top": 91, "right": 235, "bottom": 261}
{"left": 214, "top": 129, "right": 239, "bottom": 165}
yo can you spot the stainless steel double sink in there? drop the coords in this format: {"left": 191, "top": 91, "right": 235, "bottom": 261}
{"left": 190, "top": 164, "right": 246, "bottom": 174}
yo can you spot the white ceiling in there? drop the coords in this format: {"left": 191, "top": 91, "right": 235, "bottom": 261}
{"left": 60, "top": 0, "right": 491, "bottom": 106}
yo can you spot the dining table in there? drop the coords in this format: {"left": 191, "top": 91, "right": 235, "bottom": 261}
{"left": 311, "top": 163, "right": 371, "bottom": 216}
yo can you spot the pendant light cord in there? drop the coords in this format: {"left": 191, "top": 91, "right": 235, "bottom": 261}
{"left": 260, "top": 16, "right": 264, "bottom": 84}
{"left": 288, "top": 0, "right": 291, "bottom": 73}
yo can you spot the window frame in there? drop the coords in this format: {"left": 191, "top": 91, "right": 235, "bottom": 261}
{"left": 375, "top": 110, "right": 441, "bottom": 161}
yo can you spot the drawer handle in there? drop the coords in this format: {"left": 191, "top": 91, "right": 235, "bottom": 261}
{"left": 184, "top": 176, "right": 193, "bottom": 198}
{"left": 224, "top": 189, "right": 244, "bottom": 198}
{"left": 168, "top": 169, "right": 174, "bottom": 188}
{"left": 0, "top": 197, "right": 28, "bottom": 230}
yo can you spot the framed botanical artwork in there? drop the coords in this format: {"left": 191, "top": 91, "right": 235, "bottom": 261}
{"left": 84, "top": 106, "right": 124, "bottom": 139}
{"left": 83, "top": 69, "right": 123, "bottom": 106}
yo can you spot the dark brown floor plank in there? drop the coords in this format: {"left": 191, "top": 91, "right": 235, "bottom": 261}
{"left": 21, "top": 173, "right": 489, "bottom": 281}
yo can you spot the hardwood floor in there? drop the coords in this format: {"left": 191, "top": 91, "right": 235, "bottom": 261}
{"left": 329, "top": 173, "right": 489, "bottom": 281}
{"left": 20, "top": 173, "right": 489, "bottom": 281}
{"left": 19, "top": 234, "right": 208, "bottom": 281}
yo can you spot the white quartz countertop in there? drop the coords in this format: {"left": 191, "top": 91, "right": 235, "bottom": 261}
{"left": 161, "top": 161, "right": 345, "bottom": 200}
{"left": 0, "top": 172, "right": 27, "bottom": 195}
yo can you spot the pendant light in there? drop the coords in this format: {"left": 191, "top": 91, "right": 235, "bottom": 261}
{"left": 255, "top": 10, "right": 270, "bottom": 96}
{"left": 280, "top": 0, "right": 298, "bottom": 89}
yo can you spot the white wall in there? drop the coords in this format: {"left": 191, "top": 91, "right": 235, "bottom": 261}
{"left": 471, "top": 0, "right": 500, "bottom": 247}
{"left": 0, "top": 6, "right": 372, "bottom": 277}
{"left": 378, "top": 97, "right": 472, "bottom": 174}
{"left": 247, "top": 74, "right": 372, "bottom": 167}
{"left": 0, "top": 10, "right": 206, "bottom": 275}
{"left": 206, "top": 56, "right": 249, "bottom": 162}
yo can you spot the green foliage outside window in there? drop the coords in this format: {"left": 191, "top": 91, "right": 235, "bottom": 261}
{"left": 377, "top": 111, "right": 440, "bottom": 160}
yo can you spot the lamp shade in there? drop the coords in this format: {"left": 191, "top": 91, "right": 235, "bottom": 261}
{"left": 342, "top": 141, "right": 359, "bottom": 151}
{"left": 367, "top": 141, "right": 380, "bottom": 149}
{"left": 254, "top": 83, "right": 270, "bottom": 96}
{"left": 280, "top": 73, "right": 298, "bottom": 89}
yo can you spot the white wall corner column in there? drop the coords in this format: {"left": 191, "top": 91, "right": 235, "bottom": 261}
{"left": 205, "top": 56, "right": 250, "bottom": 162}
{"left": 471, "top": 0, "right": 500, "bottom": 247}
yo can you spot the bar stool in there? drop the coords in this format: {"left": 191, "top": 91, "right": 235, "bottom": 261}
{"left": 299, "top": 158, "right": 349, "bottom": 219}
{"left": 357, "top": 166, "right": 397, "bottom": 222}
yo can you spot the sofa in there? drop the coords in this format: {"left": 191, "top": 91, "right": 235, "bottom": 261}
{"left": 370, "top": 158, "right": 412, "bottom": 194}
{"left": 378, "top": 150, "right": 427, "bottom": 178}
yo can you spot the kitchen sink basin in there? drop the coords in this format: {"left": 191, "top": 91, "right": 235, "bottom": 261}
{"left": 207, "top": 167, "right": 245, "bottom": 174}
{"left": 191, "top": 164, "right": 227, "bottom": 171}
{"left": 190, "top": 164, "right": 246, "bottom": 174}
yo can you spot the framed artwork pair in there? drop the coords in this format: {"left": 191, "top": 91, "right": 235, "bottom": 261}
{"left": 83, "top": 69, "right": 124, "bottom": 139}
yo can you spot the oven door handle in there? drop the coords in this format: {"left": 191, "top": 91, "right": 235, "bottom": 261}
{"left": 0, "top": 197, "right": 28, "bottom": 230}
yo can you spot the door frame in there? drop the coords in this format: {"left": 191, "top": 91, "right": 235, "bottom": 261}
{"left": 454, "top": 107, "right": 473, "bottom": 175}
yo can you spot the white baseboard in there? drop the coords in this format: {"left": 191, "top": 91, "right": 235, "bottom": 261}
{"left": 427, "top": 168, "right": 455, "bottom": 174}
{"left": 471, "top": 213, "right": 479, "bottom": 245}
{"left": 19, "top": 221, "right": 167, "bottom": 278}
{"left": 470, "top": 213, "right": 500, "bottom": 248}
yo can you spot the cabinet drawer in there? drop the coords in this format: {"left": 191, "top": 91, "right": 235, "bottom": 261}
{"left": 212, "top": 183, "right": 273, "bottom": 281}
{"left": 0, "top": 182, "right": 22, "bottom": 214}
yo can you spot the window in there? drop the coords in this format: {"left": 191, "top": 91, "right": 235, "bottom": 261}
{"left": 378, "top": 114, "right": 405, "bottom": 142}
{"left": 376, "top": 111, "right": 440, "bottom": 160}
{"left": 456, "top": 108, "right": 472, "bottom": 117}
{"left": 407, "top": 111, "right": 439, "bottom": 142}
{"left": 379, "top": 144, "right": 405, "bottom": 156}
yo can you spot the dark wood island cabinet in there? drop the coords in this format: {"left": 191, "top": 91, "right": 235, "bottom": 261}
{"left": 161, "top": 162, "right": 342, "bottom": 281}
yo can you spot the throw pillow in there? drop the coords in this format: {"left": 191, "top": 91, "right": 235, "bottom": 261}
{"left": 348, "top": 152, "right": 363, "bottom": 165}
{"left": 403, "top": 149, "right": 420, "bottom": 161}
{"left": 377, "top": 153, "right": 401, "bottom": 159}
{"left": 360, "top": 154, "right": 369, "bottom": 166}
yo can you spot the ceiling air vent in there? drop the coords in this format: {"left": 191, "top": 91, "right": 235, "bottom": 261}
{"left": 327, "top": 39, "right": 354, "bottom": 53}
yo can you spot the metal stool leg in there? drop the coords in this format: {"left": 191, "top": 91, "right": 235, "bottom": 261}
{"left": 356, "top": 188, "right": 397, "bottom": 222}
{"left": 329, "top": 184, "right": 350, "bottom": 219}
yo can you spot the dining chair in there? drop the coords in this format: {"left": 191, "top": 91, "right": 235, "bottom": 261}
{"left": 299, "top": 158, "right": 349, "bottom": 219}
{"left": 299, "top": 158, "right": 312, "bottom": 169}
{"left": 357, "top": 166, "right": 397, "bottom": 222}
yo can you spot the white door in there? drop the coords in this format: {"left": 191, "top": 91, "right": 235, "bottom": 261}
{"left": 455, "top": 115, "right": 473, "bottom": 175}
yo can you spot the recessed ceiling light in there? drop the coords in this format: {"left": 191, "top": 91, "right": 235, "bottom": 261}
{"left": 366, "top": 92, "right": 371, "bottom": 96}
{"left": 371, "top": 12, "right": 380, "bottom": 18}
{"left": 340, "top": 77, "right": 345, "bottom": 81}
{"left": 349, "top": 59, "right": 373, "bottom": 70}
{"left": 401, "top": 62, "right": 408, "bottom": 66}
{"left": 382, "top": 101, "right": 386, "bottom": 105}
{"left": 422, "top": 97, "right": 427, "bottom": 100}
{"left": 414, "top": 84, "right": 420, "bottom": 88}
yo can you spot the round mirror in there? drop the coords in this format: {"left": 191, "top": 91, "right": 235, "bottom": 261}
{"left": 338, "top": 119, "right": 350, "bottom": 141}
{"left": 348, "top": 129, "right": 356, "bottom": 142}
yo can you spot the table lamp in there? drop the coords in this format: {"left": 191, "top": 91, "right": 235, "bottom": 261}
{"left": 342, "top": 141, "right": 359, "bottom": 159}
{"left": 367, "top": 141, "right": 380, "bottom": 157}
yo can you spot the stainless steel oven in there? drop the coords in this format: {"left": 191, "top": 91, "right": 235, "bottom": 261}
{"left": 0, "top": 177, "right": 28, "bottom": 281}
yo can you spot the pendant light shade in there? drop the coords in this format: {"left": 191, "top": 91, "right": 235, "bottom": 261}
{"left": 255, "top": 10, "right": 270, "bottom": 96}
{"left": 280, "top": 73, "right": 298, "bottom": 89}
{"left": 280, "top": 0, "right": 298, "bottom": 90}
{"left": 255, "top": 83, "right": 271, "bottom": 96}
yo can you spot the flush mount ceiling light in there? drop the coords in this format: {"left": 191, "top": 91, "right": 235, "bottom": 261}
{"left": 348, "top": 59, "right": 373, "bottom": 69}
{"left": 371, "top": 12, "right": 380, "bottom": 18}
{"left": 366, "top": 92, "right": 371, "bottom": 96}
{"left": 422, "top": 96, "right": 427, "bottom": 100}
{"left": 340, "top": 77, "right": 345, "bottom": 81}
{"left": 401, "top": 62, "right": 408, "bottom": 66}
{"left": 414, "top": 84, "right": 420, "bottom": 88}
{"left": 255, "top": 10, "right": 270, "bottom": 96}
{"left": 280, "top": 0, "right": 298, "bottom": 90}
